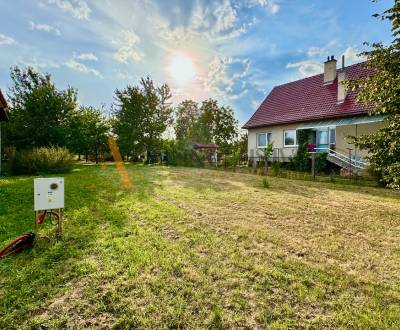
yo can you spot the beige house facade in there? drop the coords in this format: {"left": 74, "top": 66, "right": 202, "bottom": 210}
{"left": 244, "top": 55, "right": 383, "bottom": 169}
{"left": 248, "top": 119, "right": 384, "bottom": 162}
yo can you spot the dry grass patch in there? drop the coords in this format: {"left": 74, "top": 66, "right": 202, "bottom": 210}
{"left": 1, "top": 165, "right": 400, "bottom": 329}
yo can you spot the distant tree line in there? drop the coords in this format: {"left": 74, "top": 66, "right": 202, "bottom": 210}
{"left": 2, "top": 66, "right": 243, "bottom": 164}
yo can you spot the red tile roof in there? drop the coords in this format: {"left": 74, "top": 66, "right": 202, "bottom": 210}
{"left": 243, "top": 62, "right": 374, "bottom": 129}
{"left": 193, "top": 143, "right": 219, "bottom": 149}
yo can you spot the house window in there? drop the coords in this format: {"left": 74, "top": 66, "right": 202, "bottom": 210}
{"left": 284, "top": 130, "right": 297, "bottom": 147}
{"left": 317, "top": 129, "right": 329, "bottom": 146}
{"left": 329, "top": 127, "right": 336, "bottom": 145}
{"left": 257, "top": 132, "right": 272, "bottom": 148}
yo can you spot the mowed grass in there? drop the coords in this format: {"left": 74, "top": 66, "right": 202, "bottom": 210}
{"left": 1, "top": 165, "right": 400, "bottom": 329}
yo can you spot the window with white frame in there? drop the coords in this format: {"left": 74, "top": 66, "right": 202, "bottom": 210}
{"left": 329, "top": 127, "right": 336, "bottom": 145}
{"left": 257, "top": 132, "right": 273, "bottom": 148}
{"left": 284, "top": 129, "right": 297, "bottom": 147}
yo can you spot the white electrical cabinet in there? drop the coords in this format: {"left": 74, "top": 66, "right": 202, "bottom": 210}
{"left": 34, "top": 178, "right": 65, "bottom": 211}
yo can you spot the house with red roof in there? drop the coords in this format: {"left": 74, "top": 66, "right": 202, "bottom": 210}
{"left": 243, "top": 55, "right": 384, "bottom": 171}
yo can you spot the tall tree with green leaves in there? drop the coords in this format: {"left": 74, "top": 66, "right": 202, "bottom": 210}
{"left": 348, "top": 1, "right": 400, "bottom": 189}
{"left": 68, "top": 106, "right": 110, "bottom": 163}
{"left": 113, "top": 77, "right": 173, "bottom": 160}
{"left": 187, "top": 99, "right": 238, "bottom": 154}
{"left": 175, "top": 100, "right": 200, "bottom": 141}
{"left": 4, "top": 66, "right": 77, "bottom": 150}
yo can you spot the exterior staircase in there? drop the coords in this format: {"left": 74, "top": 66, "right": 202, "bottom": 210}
{"left": 324, "top": 149, "right": 369, "bottom": 175}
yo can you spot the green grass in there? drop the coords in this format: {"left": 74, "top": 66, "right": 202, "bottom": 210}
{"left": 1, "top": 164, "right": 400, "bottom": 329}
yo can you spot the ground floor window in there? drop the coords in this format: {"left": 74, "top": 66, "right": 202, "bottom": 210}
{"left": 329, "top": 127, "right": 336, "bottom": 146}
{"left": 284, "top": 129, "right": 296, "bottom": 146}
{"left": 257, "top": 132, "right": 272, "bottom": 148}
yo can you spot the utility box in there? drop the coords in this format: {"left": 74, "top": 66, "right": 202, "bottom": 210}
{"left": 34, "top": 178, "right": 64, "bottom": 211}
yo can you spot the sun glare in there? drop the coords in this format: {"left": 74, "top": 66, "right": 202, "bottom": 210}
{"left": 168, "top": 54, "right": 196, "bottom": 85}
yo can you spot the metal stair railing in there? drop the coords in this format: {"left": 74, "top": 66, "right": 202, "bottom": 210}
{"left": 314, "top": 148, "right": 369, "bottom": 170}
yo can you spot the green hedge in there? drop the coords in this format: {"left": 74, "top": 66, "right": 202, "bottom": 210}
{"left": 6, "top": 146, "right": 74, "bottom": 175}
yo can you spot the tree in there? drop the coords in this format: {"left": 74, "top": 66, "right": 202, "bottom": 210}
{"left": 175, "top": 100, "right": 200, "bottom": 141}
{"left": 113, "top": 77, "right": 173, "bottom": 160}
{"left": 263, "top": 142, "right": 274, "bottom": 174}
{"left": 68, "top": 106, "right": 110, "bottom": 163}
{"left": 4, "top": 66, "right": 77, "bottom": 150}
{"left": 189, "top": 99, "right": 238, "bottom": 154}
{"left": 347, "top": 1, "right": 400, "bottom": 189}
{"left": 237, "top": 131, "right": 248, "bottom": 155}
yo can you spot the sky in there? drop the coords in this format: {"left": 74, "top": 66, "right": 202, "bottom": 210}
{"left": 0, "top": 0, "right": 394, "bottom": 125}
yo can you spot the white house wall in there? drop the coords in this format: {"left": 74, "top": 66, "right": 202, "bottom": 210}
{"left": 248, "top": 121, "right": 384, "bottom": 161}
{"left": 335, "top": 121, "right": 384, "bottom": 158}
{"left": 248, "top": 123, "right": 299, "bottom": 161}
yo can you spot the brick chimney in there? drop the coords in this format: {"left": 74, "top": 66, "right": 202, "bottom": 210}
{"left": 323, "top": 55, "right": 337, "bottom": 85}
{"left": 337, "top": 55, "right": 347, "bottom": 103}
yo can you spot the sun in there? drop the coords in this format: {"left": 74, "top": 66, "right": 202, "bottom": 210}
{"left": 168, "top": 54, "right": 196, "bottom": 85}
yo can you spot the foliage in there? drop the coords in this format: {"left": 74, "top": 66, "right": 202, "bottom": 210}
{"left": 346, "top": 1, "right": 400, "bottom": 189}
{"left": 224, "top": 147, "right": 241, "bottom": 168}
{"left": 262, "top": 178, "right": 270, "bottom": 188}
{"left": 68, "top": 106, "right": 110, "bottom": 163}
{"left": 5, "top": 146, "right": 74, "bottom": 175}
{"left": 289, "top": 129, "right": 311, "bottom": 171}
{"left": 236, "top": 131, "right": 248, "bottom": 155}
{"left": 175, "top": 100, "right": 201, "bottom": 141}
{"left": 183, "top": 99, "right": 238, "bottom": 154}
{"left": 263, "top": 143, "right": 274, "bottom": 162}
{"left": 315, "top": 152, "right": 328, "bottom": 173}
{"left": 113, "top": 77, "right": 173, "bottom": 160}
{"left": 162, "top": 139, "right": 197, "bottom": 166}
{"left": 271, "top": 161, "right": 281, "bottom": 176}
{"left": 3, "top": 67, "right": 77, "bottom": 150}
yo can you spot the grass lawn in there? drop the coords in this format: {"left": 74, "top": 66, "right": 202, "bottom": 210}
{"left": 1, "top": 165, "right": 400, "bottom": 329}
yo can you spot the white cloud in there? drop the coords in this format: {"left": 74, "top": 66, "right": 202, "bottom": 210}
{"left": 117, "top": 71, "right": 137, "bottom": 80}
{"left": 30, "top": 21, "right": 61, "bottom": 36}
{"left": 154, "top": 0, "right": 252, "bottom": 45}
{"left": 286, "top": 60, "right": 323, "bottom": 78}
{"left": 214, "top": 0, "right": 237, "bottom": 33}
{"left": 341, "top": 47, "right": 366, "bottom": 65}
{"left": 112, "top": 30, "right": 144, "bottom": 63}
{"left": 244, "top": 0, "right": 280, "bottom": 14}
{"left": 203, "top": 55, "right": 251, "bottom": 100}
{"left": 0, "top": 33, "right": 15, "bottom": 46}
{"left": 45, "top": 0, "right": 91, "bottom": 20}
{"left": 251, "top": 99, "right": 261, "bottom": 110}
{"left": 74, "top": 52, "right": 98, "bottom": 61}
{"left": 18, "top": 58, "right": 60, "bottom": 70}
{"left": 307, "top": 46, "right": 328, "bottom": 58}
{"left": 65, "top": 58, "right": 102, "bottom": 77}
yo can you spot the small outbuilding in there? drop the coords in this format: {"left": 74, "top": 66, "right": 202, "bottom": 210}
{"left": 193, "top": 143, "right": 219, "bottom": 165}
{"left": 0, "top": 88, "right": 9, "bottom": 175}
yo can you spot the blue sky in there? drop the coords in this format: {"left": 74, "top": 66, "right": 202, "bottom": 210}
{"left": 0, "top": 0, "right": 393, "bottom": 125}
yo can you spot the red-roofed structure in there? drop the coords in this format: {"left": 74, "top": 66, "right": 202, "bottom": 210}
{"left": 244, "top": 56, "right": 384, "bottom": 169}
{"left": 243, "top": 62, "right": 374, "bottom": 129}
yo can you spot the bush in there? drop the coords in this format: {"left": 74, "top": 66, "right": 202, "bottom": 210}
{"left": 262, "top": 178, "right": 270, "bottom": 188}
{"left": 6, "top": 146, "right": 74, "bottom": 175}
{"left": 315, "top": 152, "right": 328, "bottom": 173}
{"left": 290, "top": 129, "right": 311, "bottom": 172}
{"left": 271, "top": 161, "right": 281, "bottom": 176}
